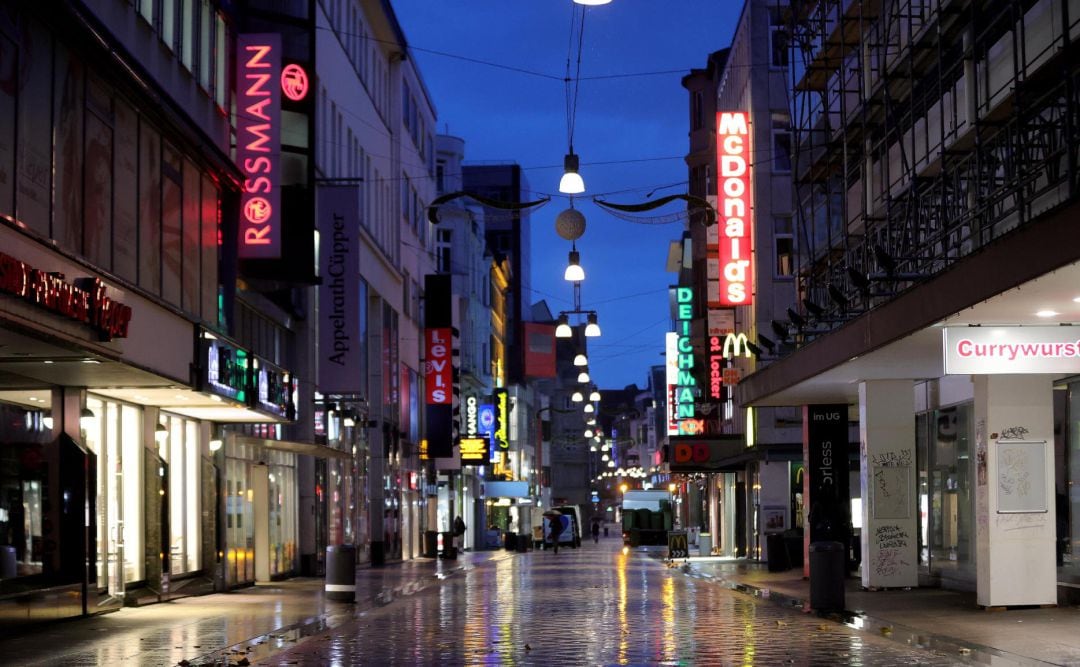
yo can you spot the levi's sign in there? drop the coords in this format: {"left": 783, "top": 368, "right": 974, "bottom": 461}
{"left": 944, "top": 326, "right": 1080, "bottom": 374}
{"left": 237, "top": 34, "right": 282, "bottom": 259}
{"left": 425, "top": 328, "right": 452, "bottom": 404}
{"left": 717, "top": 112, "right": 753, "bottom": 306}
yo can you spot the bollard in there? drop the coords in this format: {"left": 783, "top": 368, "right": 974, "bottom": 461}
{"left": 325, "top": 544, "right": 356, "bottom": 602}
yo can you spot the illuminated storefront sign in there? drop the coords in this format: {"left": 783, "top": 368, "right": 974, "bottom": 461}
{"left": 460, "top": 437, "right": 487, "bottom": 466}
{"left": 717, "top": 111, "right": 753, "bottom": 306}
{"left": 709, "top": 336, "right": 724, "bottom": 400}
{"left": 280, "top": 63, "right": 309, "bottom": 101}
{"left": 944, "top": 326, "right": 1080, "bottom": 374}
{"left": 493, "top": 389, "right": 509, "bottom": 450}
{"left": 721, "top": 332, "right": 752, "bottom": 359}
{"left": 254, "top": 358, "right": 295, "bottom": 420}
{"left": 0, "top": 252, "right": 132, "bottom": 340}
{"left": 666, "top": 331, "right": 679, "bottom": 435}
{"left": 202, "top": 337, "right": 250, "bottom": 403}
{"left": 464, "top": 395, "right": 479, "bottom": 436}
{"left": 424, "top": 327, "right": 452, "bottom": 404}
{"left": 237, "top": 34, "right": 282, "bottom": 259}
{"left": 671, "top": 287, "right": 697, "bottom": 434}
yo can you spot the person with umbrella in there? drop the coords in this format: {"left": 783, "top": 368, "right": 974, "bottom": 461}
{"left": 545, "top": 509, "right": 563, "bottom": 553}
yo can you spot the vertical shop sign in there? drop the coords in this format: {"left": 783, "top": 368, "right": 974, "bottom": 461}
{"left": 424, "top": 274, "right": 454, "bottom": 458}
{"left": 425, "top": 328, "right": 452, "bottom": 404}
{"left": 804, "top": 405, "right": 850, "bottom": 545}
{"left": 317, "top": 186, "right": 360, "bottom": 392}
{"left": 716, "top": 111, "right": 752, "bottom": 306}
{"left": 671, "top": 287, "right": 698, "bottom": 434}
{"left": 493, "top": 389, "right": 509, "bottom": 450}
{"left": 237, "top": 34, "right": 282, "bottom": 258}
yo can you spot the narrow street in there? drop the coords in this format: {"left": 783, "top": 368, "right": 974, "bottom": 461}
{"left": 260, "top": 539, "right": 968, "bottom": 666}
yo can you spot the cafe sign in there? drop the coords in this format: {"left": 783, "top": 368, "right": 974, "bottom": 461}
{"left": 944, "top": 326, "right": 1080, "bottom": 374}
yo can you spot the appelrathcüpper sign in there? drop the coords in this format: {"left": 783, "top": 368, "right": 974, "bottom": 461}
{"left": 944, "top": 326, "right": 1080, "bottom": 374}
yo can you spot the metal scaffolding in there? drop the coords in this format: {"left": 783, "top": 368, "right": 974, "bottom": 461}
{"left": 783, "top": 0, "right": 1080, "bottom": 338}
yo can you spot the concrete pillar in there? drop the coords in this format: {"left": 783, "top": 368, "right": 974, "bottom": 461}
{"left": 858, "top": 381, "right": 918, "bottom": 589}
{"left": 973, "top": 375, "right": 1056, "bottom": 607}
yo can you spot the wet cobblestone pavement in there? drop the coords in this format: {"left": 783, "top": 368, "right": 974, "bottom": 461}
{"left": 262, "top": 542, "right": 977, "bottom": 666}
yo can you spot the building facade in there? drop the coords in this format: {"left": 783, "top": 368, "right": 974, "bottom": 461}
{"left": 736, "top": 0, "right": 1080, "bottom": 603}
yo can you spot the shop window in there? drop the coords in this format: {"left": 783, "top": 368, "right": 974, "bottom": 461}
{"left": 0, "top": 399, "right": 52, "bottom": 586}
{"left": 15, "top": 18, "right": 51, "bottom": 237}
{"left": 139, "top": 124, "right": 163, "bottom": 295}
{"left": 161, "top": 145, "right": 183, "bottom": 306}
{"left": 772, "top": 127, "right": 792, "bottom": 173}
{"left": 0, "top": 33, "right": 15, "bottom": 221}
{"left": 53, "top": 43, "right": 84, "bottom": 254}
{"left": 114, "top": 100, "right": 139, "bottom": 283}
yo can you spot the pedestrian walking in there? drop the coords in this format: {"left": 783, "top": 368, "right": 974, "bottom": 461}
{"left": 453, "top": 515, "right": 466, "bottom": 551}
{"left": 591, "top": 521, "right": 600, "bottom": 544}
{"left": 548, "top": 516, "right": 563, "bottom": 554}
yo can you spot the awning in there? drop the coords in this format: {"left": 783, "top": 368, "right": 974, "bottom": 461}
{"left": 227, "top": 434, "right": 351, "bottom": 460}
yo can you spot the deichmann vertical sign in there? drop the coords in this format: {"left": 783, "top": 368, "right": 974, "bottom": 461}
{"left": 317, "top": 186, "right": 360, "bottom": 393}
{"left": 943, "top": 326, "right": 1080, "bottom": 374}
{"left": 716, "top": 111, "right": 753, "bottom": 306}
{"left": 670, "top": 287, "right": 699, "bottom": 435}
{"left": 237, "top": 34, "right": 283, "bottom": 259}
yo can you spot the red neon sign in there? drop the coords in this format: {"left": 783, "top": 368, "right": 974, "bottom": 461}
{"left": 237, "top": 34, "right": 282, "bottom": 259}
{"left": 717, "top": 111, "right": 753, "bottom": 305}
{"left": 425, "top": 328, "right": 452, "bottom": 404}
{"left": 281, "top": 64, "right": 309, "bottom": 102}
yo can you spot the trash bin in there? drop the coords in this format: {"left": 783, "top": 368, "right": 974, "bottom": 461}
{"left": 370, "top": 540, "right": 385, "bottom": 567}
{"left": 325, "top": 544, "right": 356, "bottom": 602}
{"left": 503, "top": 532, "right": 517, "bottom": 551}
{"left": 0, "top": 546, "right": 15, "bottom": 579}
{"left": 767, "top": 533, "right": 791, "bottom": 572}
{"left": 809, "top": 541, "right": 846, "bottom": 611}
{"left": 698, "top": 532, "right": 712, "bottom": 556}
{"left": 603, "top": 525, "right": 609, "bottom": 537}
{"left": 517, "top": 534, "right": 529, "bottom": 553}
{"left": 439, "top": 531, "right": 457, "bottom": 559}
{"left": 423, "top": 530, "right": 438, "bottom": 558}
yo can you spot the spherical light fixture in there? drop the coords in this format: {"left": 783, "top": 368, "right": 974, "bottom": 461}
{"left": 577, "top": 370, "right": 590, "bottom": 384}
{"left": 589, "top": 391, "right": 601, "bottom": 402}
{"left": 555, "top": 206, "right": 586, "bottom": 241}
{"left": 571, "top": 391, "right": 584, "bottom": 402}
{"left": 573, "top": 353, "right": 588, "bottom": 367}
{"left": 583, "top": 403, "right": 595, "bottom": 413}
{"left": 584, "top": 429, "right": 594, "bottom": 438}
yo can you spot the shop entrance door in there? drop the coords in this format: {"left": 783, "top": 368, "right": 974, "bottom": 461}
{"left": 252, "top": 464, "right": 270, "bottom": 582}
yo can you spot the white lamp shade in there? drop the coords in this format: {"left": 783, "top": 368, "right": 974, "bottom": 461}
{"left": 564, "top": 250, "right": 585, "bottom": 282}
{"left": 583, "top": 404, "right": 595, "bottom": 413}
{"left": 577, "top": 371, "right": 590, "bottom": 383}
{"left": 571, "top": 391, "right": 584, "bottom": 402}
{"left": 573, "top": 354, "right": 588, "bottom": 366}
{"left": 559, "top": 171, "right": 585, "bottom": 195}
{"left": 555, "top": 320, "right": 572, "bottom": 338}
{"left": 584, "top": 429, "right": 594, "bottom": 438}
{"left": 589, "top": 391, "right": 601, "bottom": 402}
{"left": 585, "top": 313, "right": 601, "bottom": 337}
{"left": 574, "top": 0, "right": 612, "bottom": 4}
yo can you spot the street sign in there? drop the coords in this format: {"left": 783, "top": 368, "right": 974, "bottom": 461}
{"left": 668, "top": 530, "right": 688, "bottom": 559}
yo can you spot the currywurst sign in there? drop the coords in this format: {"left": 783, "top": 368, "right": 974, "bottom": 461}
{"left": 943, "top": 326, "right": 1080, "bottom": 374}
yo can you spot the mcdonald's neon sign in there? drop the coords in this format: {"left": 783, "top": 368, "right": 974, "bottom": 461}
{"left": 722, "top": 332, "right": 752, "bottom": 359}
{"left": 717, "top": 111, "right": 753, "bottom": 306}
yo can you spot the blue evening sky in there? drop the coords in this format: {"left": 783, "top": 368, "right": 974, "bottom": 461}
{"left": 392, "top": 1, "right": 740, "bottom": 390}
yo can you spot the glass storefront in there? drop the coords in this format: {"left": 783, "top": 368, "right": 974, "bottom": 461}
{"left": 85, "top": 395, "right": 145, "bottom": 595}
{"left": 223, "top": 439, "right": 297, "bottom": 586}
{"left": 0, "top": 397, "right": 52, "bottom": 586}
{"left": 916, "top": 404, "right": 975, "bottom": 585}
{"left": 159, "top": 412, "right": 201, "bottom": 576}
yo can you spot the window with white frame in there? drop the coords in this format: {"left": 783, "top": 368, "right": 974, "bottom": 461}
{"left": 774, "top": 216, "right": 793, "bottom": 278}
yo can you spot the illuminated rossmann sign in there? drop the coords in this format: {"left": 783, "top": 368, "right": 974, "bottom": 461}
{"left": 237, "top": 34, "right": 282, "bottom": 259}
{"left": 717, "top": 112, "right": 752, "bottom": 305}
{"left": 280, "top": 64, "right": 309, "bottom": 102}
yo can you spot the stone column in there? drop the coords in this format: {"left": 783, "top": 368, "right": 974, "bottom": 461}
{"left": 858, "top": 381, "right": 917, "bottom": 589}
{"left": 973, "top": 375, "right": 1056, "bottom": 607}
